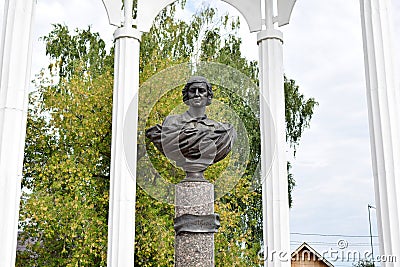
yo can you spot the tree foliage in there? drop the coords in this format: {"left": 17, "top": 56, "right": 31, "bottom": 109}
{"left": 18, "top": 1, "right": 317, "bottom": 266}
{"left": 18, "top": 27, "right": 113, "bottom": 266}
{"left": 285, "top": 77, "right": 318, "bottom": 155}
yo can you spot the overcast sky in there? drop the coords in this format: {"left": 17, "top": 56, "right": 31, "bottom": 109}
{"left": 283, "top": 1, "right": 399, "bottom": 265}
{"left": 2, "top": 0, "right": 399, "bottom": 266}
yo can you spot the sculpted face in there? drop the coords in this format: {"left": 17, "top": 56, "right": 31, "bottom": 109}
{"left": 187, "top": 82, "right": 209, "bottom": 107}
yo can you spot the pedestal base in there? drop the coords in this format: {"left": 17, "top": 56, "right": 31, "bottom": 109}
{"left": 175, "top": 182, "right": 215, "bottom": 267}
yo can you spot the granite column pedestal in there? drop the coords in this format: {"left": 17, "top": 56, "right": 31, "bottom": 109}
{"left": 175, "top": 181, "right": 215, "bottom": 267}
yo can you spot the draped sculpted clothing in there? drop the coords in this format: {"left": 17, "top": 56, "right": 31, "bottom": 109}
{"left": 146, "top": 111, "right": 236, "bottom": 173}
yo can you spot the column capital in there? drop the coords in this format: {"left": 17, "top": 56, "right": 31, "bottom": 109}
{"left": 257, "top": 29, "right": 283, "bottom": 44}
{"left": 114, "top": 27, "right": 142, "bottom": 41}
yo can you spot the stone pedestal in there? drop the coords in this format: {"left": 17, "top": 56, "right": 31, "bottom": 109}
{"left": 175, "top": 182, "right": 216, "bottom": 267}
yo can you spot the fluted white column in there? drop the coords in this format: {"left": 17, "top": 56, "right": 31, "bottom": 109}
{"left": 0, "top": 0, "right": 36, "bottom": 266}
{"left": 258, "top": 0, "right": 290, "bottom": 266}
{"left": 107, "top": 26, "right": 141, "bottom": 266}
{"left": 360, "top": 0, "right": 400, "bottom": 265}
{"left": 258, "top": 28, "right": 291, "bottom": 267}
{"left": 106, "top": 1, "right": 141, "bottom": 264}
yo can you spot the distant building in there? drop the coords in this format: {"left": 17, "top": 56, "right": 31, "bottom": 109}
{"left": 292, "top": 242, "right": 334, "bottom": 267}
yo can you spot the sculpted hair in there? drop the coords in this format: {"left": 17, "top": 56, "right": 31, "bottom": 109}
{"left": 182, "top": 76, "right": 213, "bottom": 105}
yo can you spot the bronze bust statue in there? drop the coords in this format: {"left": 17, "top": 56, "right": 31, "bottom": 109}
{"left": 145, "top": 76, "right": 236, "bottom": 182}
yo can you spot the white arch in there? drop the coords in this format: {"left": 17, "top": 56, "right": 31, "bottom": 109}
{"left": 136, "top": 0, "right": 262, "bottom": 33}
{"left": 104, "top": 0, "right": 298, "bottom": 33}
{"left": 277, "top": 0, "right": 296, "bottom": 26}
{"left": 102, "top": 0, "right": 122, "bottom": 26}
{"left": 220, "top": 0, "right": 262, "bottom": 32}
{"left": 136, "top": 0, "right": 177, "bottom": 32}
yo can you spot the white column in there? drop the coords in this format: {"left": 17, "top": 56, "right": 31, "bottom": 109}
{"left": 106, "top": 0, "right": 141, "bottom": 264}
{"left": 258, "top": 0, "right": 290, "bottom": 266}
{"left": 0, "top": 0, "right": 36, "bottom": 266}
{"left": 107, "top": 26, "right": 141, "bottom": 266}
{"left": 258, "top": 29, "right": 291, "bottom": 267}
{"left": 360, "top": 0, "right": 400, "bottom": 265}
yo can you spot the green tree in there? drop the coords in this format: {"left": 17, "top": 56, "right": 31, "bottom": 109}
{"left": 17, "top": 26, "right": 114, "bottom": 266}
{"left": 18, "top": 1, "right": 317, "bottom": 266}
